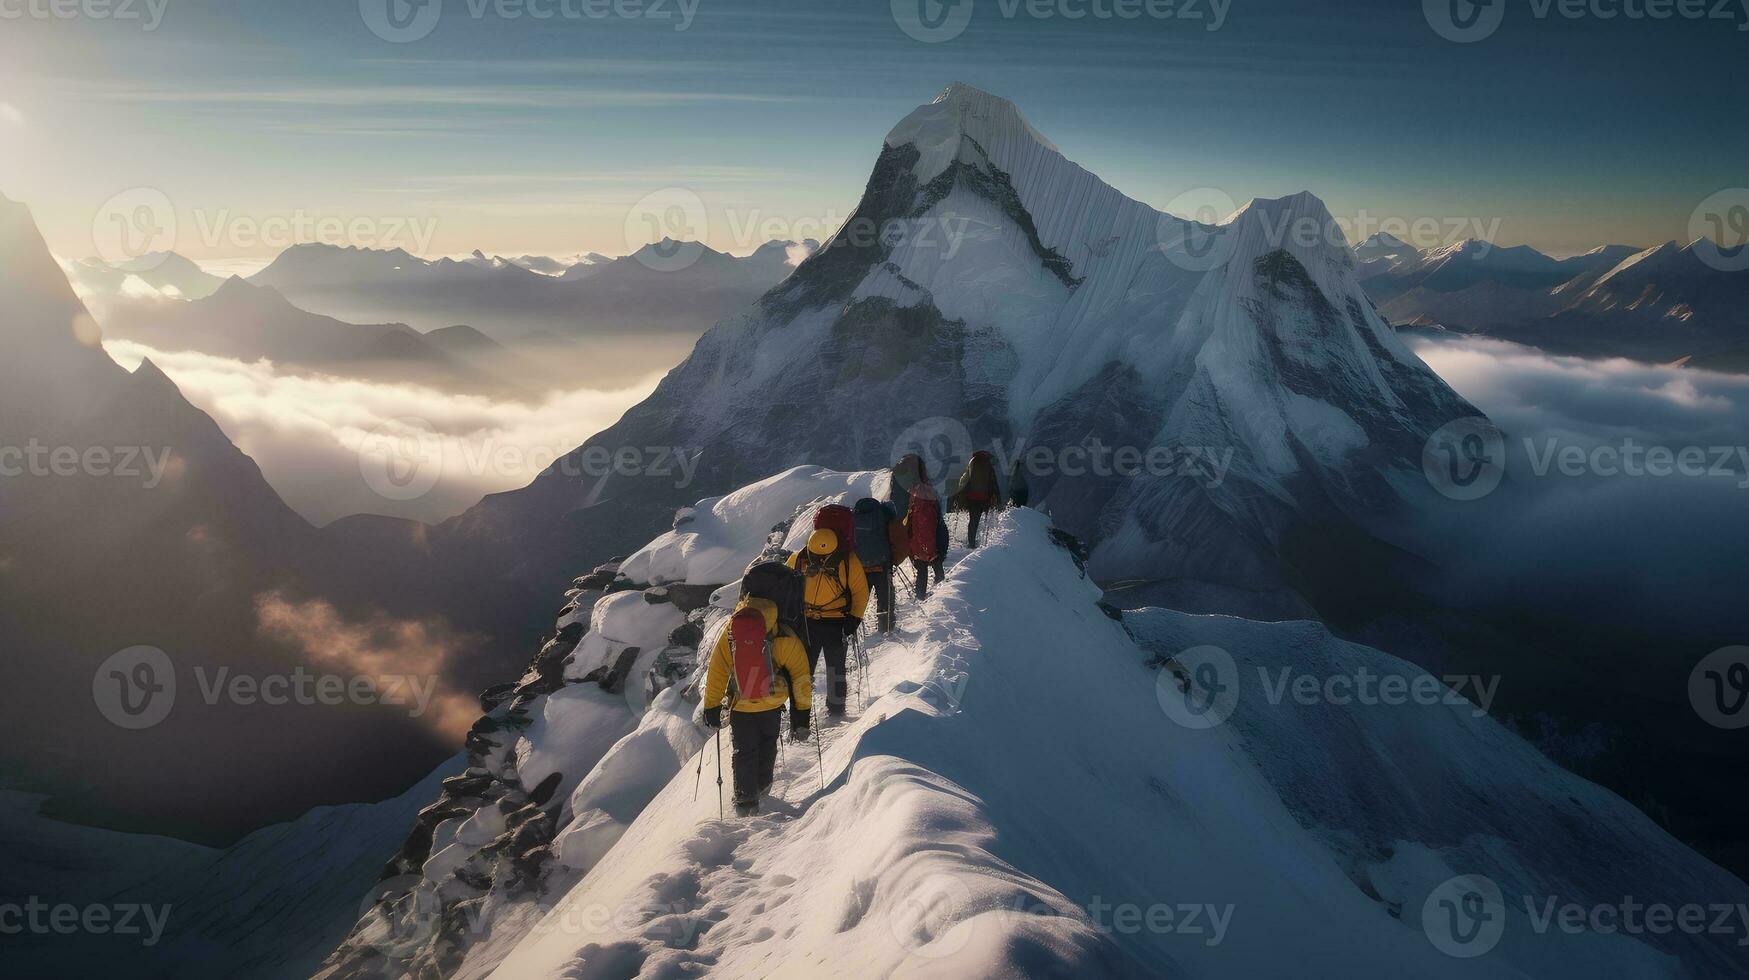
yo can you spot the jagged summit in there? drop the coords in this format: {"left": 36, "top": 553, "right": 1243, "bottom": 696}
{"left": 885, "top": 81, "right": 1061, "bottom": 182}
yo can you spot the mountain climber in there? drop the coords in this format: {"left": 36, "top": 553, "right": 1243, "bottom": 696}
{"left": 852, "top": 497, "right": 899, "bottom": 633}
{"left": 786, "top": 528, "right": 868, "bottom": 718}
{"left": 890, "top": 454, "right": 948, "bottom": 598}
{"left": 950, "top": 449, "right": 1005, "bottom": 548}
{"left": 904, "top": 480, "right": 946, "bottom": 600}
{"left": 702, "top": 595, "right": 812, "bottom": 817}
{"left": 1008, "top": 457, "right": 1030, "bottom": 508}
{"left": 890, "top": 452, "right": 927, "bottom": 513}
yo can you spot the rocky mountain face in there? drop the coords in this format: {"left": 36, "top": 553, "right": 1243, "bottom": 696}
{"left": 441, "top": 83, "right": 1484, "bottom": 623}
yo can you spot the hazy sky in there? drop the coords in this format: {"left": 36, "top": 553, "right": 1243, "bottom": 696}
{"left": 3, "top": 0, "right": 1744, "bottom": 262}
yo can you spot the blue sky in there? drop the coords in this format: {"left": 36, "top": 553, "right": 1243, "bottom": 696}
{"left": 3, "top": 0, "right": 1744, "bottom": 261}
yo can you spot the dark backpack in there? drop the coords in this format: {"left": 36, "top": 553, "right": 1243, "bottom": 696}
{"left": 907, "top": 490, "right": 941, "bottom": 563}
{"left": 814, "top": 503, "right": 856, "bottom": 555}
{"left": 852, "top": 498, "right": 892, "bottom": 568}
{"left": 740, "top": 560, "right": 806, "bottom": 635}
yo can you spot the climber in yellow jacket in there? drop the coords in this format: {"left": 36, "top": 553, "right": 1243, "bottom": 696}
{"left": 786, "top": 528, "right": 868, "bottom": 720}
{"left": 702, "top": 596, "right": 811, "bottom": 816}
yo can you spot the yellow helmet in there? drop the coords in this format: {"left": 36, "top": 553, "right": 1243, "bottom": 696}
{"left": 806, "top": 528, "right": 838, "bottom": 556}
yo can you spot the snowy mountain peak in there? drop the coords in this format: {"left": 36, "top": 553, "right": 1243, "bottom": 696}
{"left": 885, "top": 81, "right": 1059, "bottom": 182}
{"left": 1360, "top": 231, "right": 1409, "bottom": 249}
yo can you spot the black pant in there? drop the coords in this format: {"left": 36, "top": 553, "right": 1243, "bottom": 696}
{"left": 729, "top": 708, "right": 781, "bottom": 804}
{"left": 911, "top": 557, "right": 944, "bottom": 599}
{"left": 966, "top": 506, "right": 988, "bottom": 547}
{"left": 804, "top": 619, "right": 850, "bottom": 713}
{"left": 867, "top": 567, "right": 895, "bottom": 632}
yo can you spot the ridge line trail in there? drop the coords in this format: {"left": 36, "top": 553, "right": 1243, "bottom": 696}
{"left": 583, "top": 521, "right": 980, "bottom": 977}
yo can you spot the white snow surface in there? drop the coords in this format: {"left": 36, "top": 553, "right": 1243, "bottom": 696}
{"left": 479, "top": 502, "right": 1743, "bottom": 978}
{"left": 618, "top": 465, "right": 883, "bottom": 586}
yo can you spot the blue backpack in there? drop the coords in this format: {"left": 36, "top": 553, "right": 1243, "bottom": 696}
{"left": 852, "top": 497, "right": 892, "bottom": 568}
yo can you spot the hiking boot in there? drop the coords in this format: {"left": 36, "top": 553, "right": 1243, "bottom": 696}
{"left": 827, "top": 703, "right": 846, "bottom": 720}
{"left": 734, "top": 798, "right": 759, "bottom": 818}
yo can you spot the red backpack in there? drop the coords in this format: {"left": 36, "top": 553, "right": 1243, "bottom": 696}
{"left": 887, "top": 514, "right": 911, "bottom": 564}
{"left": 907, "top": 490, "right": 941, "bottom": 562}
{"left": 814, "top": 504, "right": 856, "bottom": 555}
{"left": 729, "top": 606, "right": 777, "bottom": 701}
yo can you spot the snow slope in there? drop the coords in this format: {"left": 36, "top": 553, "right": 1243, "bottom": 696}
{"left": 332, "top": 468, "right": 1747, "bottom": 977}
{"left": 489, "top": 505, "right": 1746, "bottom": 977}
{"left": 317, "top": 467, "right": 886, "bottom": 978}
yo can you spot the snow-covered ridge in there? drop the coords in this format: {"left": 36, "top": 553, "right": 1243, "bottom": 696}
{"left": 316, "top": 467, "right": 883, "bottom": 978}
{"left": 328, "top": 466, "right": 1746, "bottom": 977}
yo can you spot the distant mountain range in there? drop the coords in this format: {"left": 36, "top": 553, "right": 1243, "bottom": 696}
{"left": 60, "top": 250, "right": 226, "bottom": 303}
{"left": 101, "top": 276, "right": 538, "bottom": 397}
{"left": 248, "top": 237, "right": 816, "bottom": 347}
{"left": 1357, "top": 233, "right": 1749, "bottom": 365}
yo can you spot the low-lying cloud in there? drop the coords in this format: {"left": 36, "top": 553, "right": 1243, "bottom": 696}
{"left": 103, "top": 339, "right": 660, "bottom": 525}
{"left": 255, "top": 592, "right": 481, "bottom": 741}
{"left": 1412, "top": 334, "right": 1749, "bottom": 641}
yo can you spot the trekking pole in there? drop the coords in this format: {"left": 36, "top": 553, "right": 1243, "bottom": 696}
{"left": 693, "top": 733, "right": 705, "bottom": 802}
{"left": 815, "top": 717, "right": 825, "bottom": 794}
{"left": 714, "top": 711, "right": 725, "bottom": 820}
